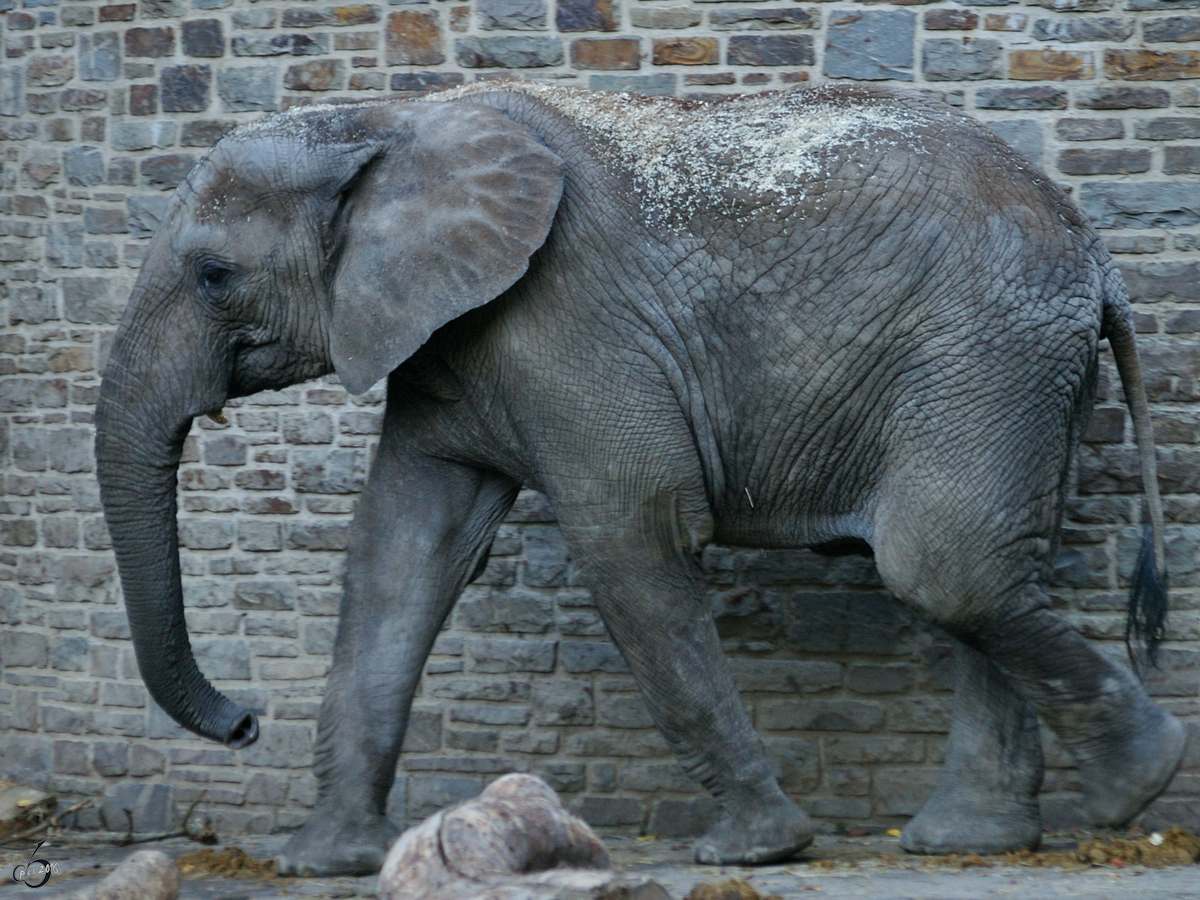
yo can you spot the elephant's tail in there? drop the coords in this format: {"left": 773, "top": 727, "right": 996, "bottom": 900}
{"left": 1100, "top": 265, "right": 1167, "bottom": 669}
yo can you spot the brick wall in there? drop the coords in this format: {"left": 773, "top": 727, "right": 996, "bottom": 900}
{"left": 0, "top": 0, "right": 1198, "bottom": 839}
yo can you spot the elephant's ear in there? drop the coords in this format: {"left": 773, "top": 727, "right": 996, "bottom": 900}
{"left": 329, "top": 102, "right": 564, "bottom": 395}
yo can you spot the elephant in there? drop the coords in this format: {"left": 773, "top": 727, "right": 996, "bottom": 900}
{"left": 94, "top": 81, "right": 1186, "bottom": 877}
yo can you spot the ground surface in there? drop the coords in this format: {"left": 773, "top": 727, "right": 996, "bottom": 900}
{"left": 5, "top": 831, "right": 1199, "bottom": 899}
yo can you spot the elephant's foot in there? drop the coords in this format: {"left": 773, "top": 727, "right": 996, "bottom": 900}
{"left": 694, "top": 788, "right": 813, "bottom": 865}
{"left": 901, "top": 792, "right": 1041, "bottom": 855}
{"left": 1077, "top": 707, "right": 1187, "bottom": 828}
{"left": 277, "top": 811, "right": 399, "bottom": 876}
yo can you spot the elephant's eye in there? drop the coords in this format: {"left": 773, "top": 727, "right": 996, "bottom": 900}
{"left": 196, "top": 260, "right": 235, "bottom": 303}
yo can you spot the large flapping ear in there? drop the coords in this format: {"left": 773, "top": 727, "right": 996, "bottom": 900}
{"left": 328, "top": 101, "right": 564, "bottom": 395}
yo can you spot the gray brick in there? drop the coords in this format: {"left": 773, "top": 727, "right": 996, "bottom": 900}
{"left": 79, "top": 32, "right": 121, "bottom": 81}
{"left": 571, "top": 796, "right": 645, "bottom": 828}
{"left": 1144, "top": 15, "right": 1200, "bottom": 41}
{"left": 3, "top": 631, "right": 48, "bottom": 668}
{"left": 63, "top": 146, "right": 105, "bottom": 186}
{"left": 728, "top": 34, "right": 815, "bottom": 67}
{"left": 985, "top": 119, "right": 1043, "bottom": 167}
{"left": 1031, "top": 16, "right": 1132, "bottom": 40}
{"left": 457, "top": 588, "right": 554, "bottom": 633}
{"left": 1135, "top": 117, "right": 1200, "bottom": 140}
{"left": 758, "top": 699, "right": 885, "bottom": 732}
{"left": 51, "top": 636, "right": 88, "bottom": 672}
{"left": 532, "top": 679, "right": 594, "bottom": 726}
{"left": 102, "top": 782, "right": 174, "bottom": 832}
{"left": 93, "top": 741, "right": 129, "bottom": 776}
{"left": 1058, "top": 147, "right": 1151, "bottom": 175}
{"left": 479, "top": 0, "right": 546, "bottom": 30}
{"left": 922, "top": 37, "right": 1002, "bottom": 81}
{"left": 217, "top": 66, "right": 279, "bottom": 112}
{"left": 456, "top": 36, "right": 563, "bottom": 68}
{"left": 467, "top": 637, "right": 556, "bottom": 673}
{"left": 976, "top": 85, "right": 1065, "bottom": 109}
{"left": 823, "top": 10, "right": 912, "bottom": 81}
{"left": 1056, "top": 117, "right": 1123, "bottom": 141}
{"left": 560, "top": 640, "right": 627, "bottom": 674}
{"left": 401, "top": 708, "right": 442, "bottom": 752}
{"left": 408, "top": 775, "right": 481, "bottom": 821}
{"left": 1080, "top": 182, "right": 1200, "bottom": 229}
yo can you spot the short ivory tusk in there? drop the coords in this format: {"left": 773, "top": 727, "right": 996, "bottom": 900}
{"left": 206, "top": 410, "right": 228, "bottom": 425}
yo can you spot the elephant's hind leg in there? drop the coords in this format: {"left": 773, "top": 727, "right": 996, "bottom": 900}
{"left": 555, "top": 489, "right": 813, "bottom": 865}
{"left": 874, "top": 472, "right": 1185, "bottom": 843}
{"left": 901, "top": 641, "right": 1043, "bottom": 854}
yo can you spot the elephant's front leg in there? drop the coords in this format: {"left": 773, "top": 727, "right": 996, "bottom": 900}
{"left": 902, "top": 640, "right": 1044, "bottom": 854}
{"left": 558, "top": 492, "right": 814, "bottom": 865}
{"left": 277, "top": 419, "right": 519, "bottom": 876}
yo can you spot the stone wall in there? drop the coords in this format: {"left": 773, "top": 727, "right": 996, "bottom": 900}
{"left": 0, "top": 0, "right": 1199, "bottom": 840}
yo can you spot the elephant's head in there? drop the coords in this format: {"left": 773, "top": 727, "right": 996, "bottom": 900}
{"left": 95, "top": 99, "right": 563, "bottom": 746}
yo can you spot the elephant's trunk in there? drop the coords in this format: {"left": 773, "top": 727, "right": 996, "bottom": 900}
{"left": 95, "top": 326, "right": 259, "bottom": 748}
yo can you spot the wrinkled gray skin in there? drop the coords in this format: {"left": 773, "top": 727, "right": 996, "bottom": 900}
{"left": 95, "top": 84, "right": 1186, "bottom": 877}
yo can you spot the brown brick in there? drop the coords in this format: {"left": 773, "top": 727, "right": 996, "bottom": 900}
{"left": 1105, "top": 49, "right": 1200, "bottom": 81}
{"left": 1008, "top": 49, "right": 1093, "bottom": 81}
{"left": 330, "top": 4, "right": 379, "bottom": 26}
{"left": 182, "top": 19, "right": 224, "bottom": 58}
{"left": 98, "top": 3, "right": 136, "bottom": 21}
{"left": 385, "top": 11, "right": 444, "bottom": 66}
{"left": 59, "top": 89, "right": 107, "bottom": 112}
{"left": 924, "top": 9, "right": 977, "bottom": 30}
{"left": 450, "top": 6, "right": 469, "bottom": 31}
{"left": 284, "top": 59, "right": 346, "bottom": 91}
{"left": 571, "top": 37, "right": 639, "bottom": 70}
{"left": 281, "top": 8, "right": 326, "bottom": 27}
{"left": 348, "top": 71, "right": 386, "bottom": 90}
{"left": 984, "top": 12, "right": 1026, "bottom": 30}
{"left": 685, "top": 72, "right": 735, "bottom": 85}
{"left": 653, "top": 37, "right": 717, "bottom": 66}
{"left": 126, "top": 26, "right": 175, "bottom": 58}
{"left": 1057, "top": 148, "right": 1151, "bottom": 176}
{"left": 129, "top": 83, "right": 157, "bottom": 116}
{"left": 351, "top": 55, "right": 376, "bottom": 66}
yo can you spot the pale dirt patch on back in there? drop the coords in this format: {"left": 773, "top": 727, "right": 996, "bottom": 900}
{"left": 430, "top": 82, "right": 930, "bottom": 227}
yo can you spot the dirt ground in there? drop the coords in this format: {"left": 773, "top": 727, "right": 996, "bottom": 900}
{"left": 4, "top": 829, "right": 1198, "bottom": 900}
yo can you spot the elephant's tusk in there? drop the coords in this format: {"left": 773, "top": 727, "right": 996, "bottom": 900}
{"left": 206, "top": 410, "right": 228, "bottom": 425}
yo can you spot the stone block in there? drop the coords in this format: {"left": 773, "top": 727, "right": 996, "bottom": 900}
{"left": 647, "top": 797, "right": 715, "bottom": 837}
{"left": 217, "top": 66, "right": 278, "bottom": 112}
{"left": 161, "top": 64, "right": 212, "bottom": 111}
{"left": 183, "top": 18, "right": 224, "bottom": 57}
{"left": 653, "top": 37, "right": 716, "bottom": 65}
{"left": 1080, "top": 182, "right": 1200, "bottom": 229}
{"left": 193, "top": 638, "right": 250, "bottom": 679}
{"left": 408, "top": 775, "right": 481, "bottom": 821}
{"left": 233, "top": 8, "right": 276, "bottom": 28}
{"left": 479, "top": 0, "right": 545, "bottom": 30}
{"left": 822, "top": 10, "right": 911, "bottom": 80}
{"left": 80, "top": 32, "right": 120, "bottom": 81}
{"left": 1105, "top": 48, "right": 1200, "bottom": 80}
{"left": 128, "top": 194, "right": 170, "bottom": 237}
{"left": 557, "top": 0, "right": 615, "bottom": 31}
{"left": 925, "top": 8, "right": 977, "bottom": 29}
{"left": 922, "top": 37, "right": 1002, "bottom": 80}
{"left": 886, "top": 697, "right": 951, "bottom": 733}
{"left": 28, "top": 55, "right": 75, "bottom": 87}
{"left": 62, "top": 145, "right": 105, "bottom": 188}
{"left": 284, "top": 59, "right": 345, "bottom": 91}
{"left": 51, "top": 635, "right": 88, "bottom": 671}
{"left": 975, "top": 85, "right": 1065, "bottom": 109}
{"left": 872, "top": 767, "right": 940, "bottom": 817}
{"left": 52, "top": 740, "right": 90, "bottom": 776}
{"left": 1031, "top": 16, "right": 1132, "bottom": 40}
{"left": 232, "top": 33, "right": 329, "bottom": 56}
{"left": 503, "top": 730, "right": 559, "bottom": 754}
{"left": 448, "top": 704, "right": 531, "bottom": 726}
{"left": 234, "top": 580, "right": 295, "bottom": 610}
{"left": 93, "top": 741, "right": 129, "bottom": 776}
{"left": 846, "top": 664, "right": 914, "bottom": 694}
{"left": 985, "top": 118, "right": 1043, "bottom": 166}
{"left": 125, "top": 25, "right": 174, "bottom": 57}
{"left": 729, "top": 658, "right": 843, "bottom": 693}
{"left": 631, "top": 7, "right": 700, "bottom": 28}
{"left": 390, "top": 71, "right": 465, "bottom": 92}
{"left": 241, "top": 722, "right": 313, "bottom": 768}
{"left": 101, "top": 782, "right": 174, "bottom": 832}
{"left": 1166, "top": 146, "right": 1200, "bottom": 175}
{"left": 0, "top": 736, "right": 53, "bottom": 790}
{"left": 401, "top": 708, "right": 443, "bottom": 752}
{"left": 1056, "top": 117, "right": 1123, "bottom": 140}
{"left": 571, "top": 796, "right": 645, "bottom": 828}
{"left": 571, "top": 37, "right": 640, "bottom": 69}
{"left": 456, "top": 35, "right": 563, "bottom": 68}
{"left": 282, "top": 411, "right": 334, "bottom": 444}
{"left": 1145, "top": 15, "right": 1200, "bottom": 41}
{"left": 427, "top": 678, "right": 531, "bottom": 702}
{"left": 100, "top": 3, "right": 136, "bottom": 20}
{"left": 532, "top": 679, "right": 594, "bottom": 726}
{"left": 3, "top": 631, "right": 48, "bottom": 667}
{"left": 385, "top": 11, "right": 443, "bottom": 65}
{"left": 130, "top": 84, "right": 158, "bottom": 116}
{"left": 293, "top": 448, "right": 366, "bottom": 493}
{"left": 729, "top": 34, "right": 814, "bottom": 67}
{"left": 1058, "top": 148, "right": 1151, "bottom": 175}
{"left": 457, "top": 588, "right": 554, "bottom": 633}
{"left": 180, "top": 118, "right": 237, "bottom": 147}
{"left": 758, "top": 699, "right": 885, "bottom": 733}
{"left": 467, "top": 637, "right": 557, "bottom": 673}
{"left": 1136, "top": 117, "right": 1200, "bottom": 140}
{"left": 1078, "top": 86, "right": 1170, "bottom": 109}
{"left": 560, "top": 640, "right": 627, "bottom": 673}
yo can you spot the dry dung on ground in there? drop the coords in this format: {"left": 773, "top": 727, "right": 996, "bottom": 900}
{"left": 684, "top": 878, "right": 783, "bottom": 900}
{"left": 176, "top": 847, "right": 277, "bottom": 879}
{"left": 1075, "top": 828, "right": 1200, "bottom": 867}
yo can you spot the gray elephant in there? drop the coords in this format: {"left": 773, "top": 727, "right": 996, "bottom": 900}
{"left": 95, "top": 82, "right": 1184, "bottom": 876}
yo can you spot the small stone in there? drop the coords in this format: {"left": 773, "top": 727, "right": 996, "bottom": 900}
{"left": 141, "top": 153, "right": 197, "bottom": 189}
{"left": 385, "top": 11, "right": 443, "bottom": 65}
{"left": 1165, "top": 146, "right": 1200, "bottom": 174}
{"left": 1078, "top": 85, "right": 1169, "bottom": 108}
{"left": 924, "top": 8, "right": 977, "bottom": 29}
{"left": 976, "top": 85, "right": 1065, "bottom": 109}
{"left": 182, "top": 18, "right": 223, "bottom": 57}
{"left": 984, "top": 11, "right": 1026, "bottom": 29}
{"left": 217, "top": 65, "right": 278, "bottom": 111}
{"left": 710, "top": 8, "right": 815, "bottom": 29}
{"left": 479, "top": 0, "right": 546, "bottom": 30}
{"left": 557, "top": 0, "right": 615, "bottom": 31}
{"left": 652, "top": 37, "right": 716, "bottom": 65}
{"left": 730, "top": 34, "right": 815, "bottom": 66}
{"left": 180, "top": 118, "right": 237, "bottom": 146}
{"left": 456, "top": 35, "right": 562, "bottom": 67}
{"left": 284, "top": 59, "right": 345, "bottom": 90}
{"left": 64, "top": 145, "right": 105, "bottom": 186}
{"left": 1009, "top": 48, "right": 1094, "bottom": 80}
{"left": 161, "top": 64, "right": 211, "bottom": 111}
{"left": 125, "top": 25, "right": 174, "bottom": 57}
{"left": 59, "top": 88, "right": 107, "bottom": 111}
{"left": 922, "top": 37, "right": 1002, "bottom": 81}
{"left": 1079, "top": 182, "right": 1200, "bottom": 229}
{"left": 824, "top": 10, "right": 910, "bottom": 79}
{"left": 1105, "top": 48, "right": 1200, "bottom": 80}
{"left": 27, "top": 55, "right": 74, "bottom": 87}
{"left": 1056, "top": 117, "right": 1123, "bottom": 140}
{"left": 1144, "top": 15, "right": 1200, "bottom": 42}
{"left": 99, "top": 3, "right": 136, "bottom": 19}
{"left": 1135, "top": 116, "right": 1200, "bottom": 140}
{"left": 130, "top": 83, "right": 157, "bottom": 115}
{"left": 632, "top": 6, "right": 700, "bottom": 28}
{"left": 986, "top": 118, "right": 1043, "bottom": 166}
{"left": 1031, "top": 16, "right": 1133, "bottom": 41}
{"left": 389, "top": 71, "right": 463, "bottom": 92}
